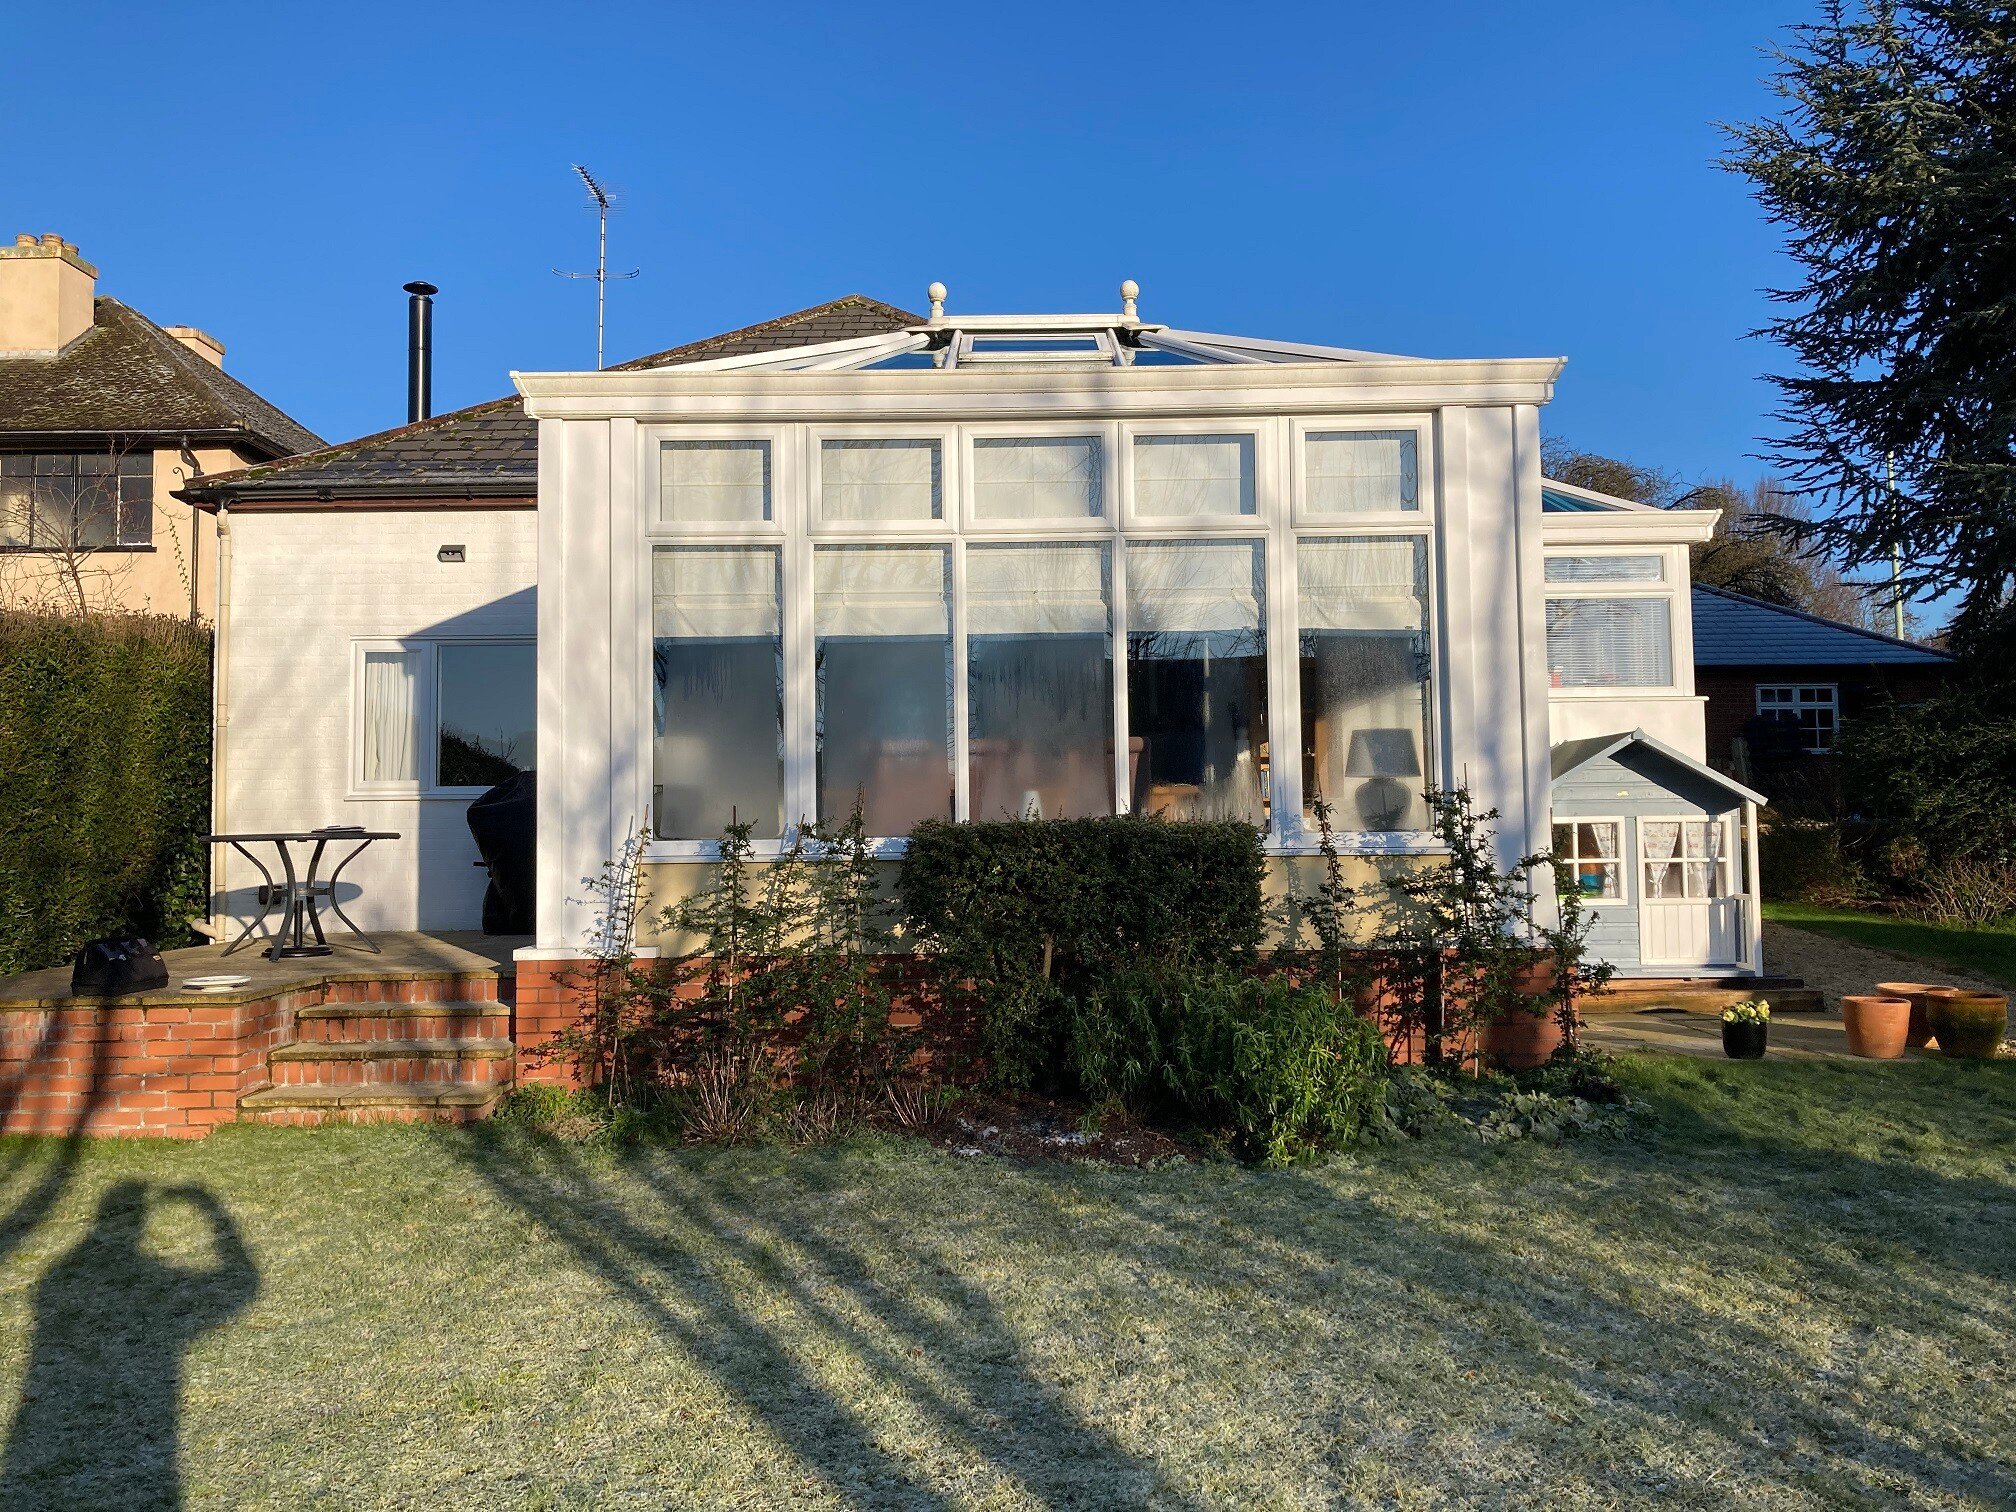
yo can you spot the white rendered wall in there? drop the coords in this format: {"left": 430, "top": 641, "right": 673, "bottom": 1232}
{"left": 216, "top": 509, "right": 536, "bottom": 935}
{"left": 1548, "top": 694, "right": 1708, "bottom": 760}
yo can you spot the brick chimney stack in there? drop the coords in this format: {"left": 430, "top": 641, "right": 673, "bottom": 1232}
{"left": 0, "top": 233, "right": 98, "bottom": 356}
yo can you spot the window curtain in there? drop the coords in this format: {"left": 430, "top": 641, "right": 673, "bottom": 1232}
{"left": 972, "top": 437, "right": 1102, "bottom": 520}
{"left": 660, "top": 440, "right": 769, "bottom": 524}
{"left": 821, "top": 439, "right": 941, "bottom": 521}
{"left": 362, "top": 650, "right": 419, "bottom": 783}
{"left": 1546, "top": 597, "right": 1672, "bottom": 687}
{"left": 1133, "top": 435, "right": 1255, "bottom": 516}
{"left": 1305, "top": 431, "right": 1418, "bottom": 513}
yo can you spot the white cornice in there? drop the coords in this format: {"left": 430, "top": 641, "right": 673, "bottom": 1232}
{"left": 513, "top": 356, "right": 1566, "bottom": 421}
{"left": 1542, "top": 508, "right": 1720, "bottom": 545}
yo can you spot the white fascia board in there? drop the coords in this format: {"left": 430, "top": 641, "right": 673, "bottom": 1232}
{"left": 512, "top": 356, "right": 1566, "bottom": 420}
{"left": 1542, "top": 508, "right": 1721, "bottom": 546}
{"left": 1156, "top": 328, "right": 1424, "bottom": 363}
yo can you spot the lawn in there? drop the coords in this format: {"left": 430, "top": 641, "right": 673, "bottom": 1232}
{"left": 3, "top": 1059, "right": 2015, "bottom": 1509}
{"left": 1766, "top": 900, "right": 2016, "bottom": 990}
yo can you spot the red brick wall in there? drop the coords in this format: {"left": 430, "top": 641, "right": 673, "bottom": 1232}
{"left": 0, "top": 971, "right": 508, "bottom": 1139}
{"left": 1700, "top": 663, "right": 1952, "bottom": 770}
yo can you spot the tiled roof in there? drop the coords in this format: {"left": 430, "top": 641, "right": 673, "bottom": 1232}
{"left": 1691, "top": 584, "right": 1952, "bottom": 667}
{"left": 181, "top": 295, "right": 920, "bottom": 505}
{"left": 0, "top": 297, "right": 323, "bottom": 458}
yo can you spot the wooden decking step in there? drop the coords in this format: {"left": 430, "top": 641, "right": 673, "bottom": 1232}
{"left": 270, "top": 1037, "right": 514, "bottom": 1063}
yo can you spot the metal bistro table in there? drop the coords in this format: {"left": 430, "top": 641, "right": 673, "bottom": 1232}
{"left": 208, "top": 828, "right": 400, "bottom": 961}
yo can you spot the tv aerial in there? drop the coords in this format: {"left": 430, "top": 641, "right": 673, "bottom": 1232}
{"left": 552, "top": 164, "right": 640, "bottom": 369}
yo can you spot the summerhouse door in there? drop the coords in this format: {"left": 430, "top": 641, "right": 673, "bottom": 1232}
{"left": 1637, "top": 817, "right": 1742, "bottom": 969}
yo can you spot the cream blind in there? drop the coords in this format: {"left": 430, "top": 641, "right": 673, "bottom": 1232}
{"left": 1126, "top": 540, "right": 1263, "bottom": 633}
{"left": 1306, "top": 430, "right": 1419, "bottom": 513}
{"left": 967, "top": 543, "right": 1109, "bottom": 636}
{"left": 1298, "top": 537, "right": 1427, "bottom": 632}
{"left": 652, "top": 547, "right": 780, "bottom": 639}
{"left": 815, "top": 545, "right": 951, "bottom": 637}
{"left": 659, "top": 440, "right": 769, "bottom": 523}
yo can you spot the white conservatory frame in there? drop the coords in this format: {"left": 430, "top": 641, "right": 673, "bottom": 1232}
{"left": 517, "top": 288, "right": 1569, "bottom": 953}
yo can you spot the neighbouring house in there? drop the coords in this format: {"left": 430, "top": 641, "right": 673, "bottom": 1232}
{"left": 1690, "top": 582, "right": 1955, "bottom": 789}
{"left": 180, "top": 284, "right": 1772, "bottom": 997}
{"left": 0, "top": 233, "right": 323, "bottom": 618}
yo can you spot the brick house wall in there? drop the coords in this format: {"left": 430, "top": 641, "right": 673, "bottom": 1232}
{"left": 1699, "top": 663, "right": 1951, "bottom": 772}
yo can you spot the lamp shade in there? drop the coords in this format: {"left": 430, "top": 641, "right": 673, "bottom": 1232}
{"left": 1344, "top": 728, "right": 1421, "bottom": 778}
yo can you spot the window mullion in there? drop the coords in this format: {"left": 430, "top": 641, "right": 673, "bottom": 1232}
{"left": 951, "top": 538, "right": 970, "bottom": 821}
{"left": 1111, "top": 529, "right": 1131, "bottom": 813}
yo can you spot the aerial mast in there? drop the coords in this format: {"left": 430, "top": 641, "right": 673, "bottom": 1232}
{"left": 552, "top": 164, "right": 639, "bottom": 369}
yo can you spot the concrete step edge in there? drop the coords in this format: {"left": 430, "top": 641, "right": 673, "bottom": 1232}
{"left": 272, "top": 1037, "right": 515, "bottom": 1063}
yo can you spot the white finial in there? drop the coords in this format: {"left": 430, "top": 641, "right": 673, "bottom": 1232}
{"left": 927, "top": 281, "right": 947, "bottom": 320}
{"left": 1120, "top": 278, "right": 1140, "bottom": 321}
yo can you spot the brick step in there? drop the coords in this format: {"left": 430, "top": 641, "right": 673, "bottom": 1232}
{"left": 292, "top": 1002, "right": 511, "bottom": 1042}
{"left": 269, "top": 1037, "right": 515, "bottom": 1087}
{"left": 238, "top": 1080, "right": 506, "bottom": 1126}
{"left": 318, "top": 975, "right": 509, "bottom": 1006}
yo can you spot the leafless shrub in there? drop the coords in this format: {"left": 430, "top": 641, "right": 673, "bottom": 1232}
{"left": 1904, "top": 857, "right": 2016, "bottom": 928}
{"left": 883, "top": 1077, "right": 951, "bottom": 1133}
{"left": 783, "top": 1087, "right": 865, "bottom": 1145}
{"left": 682, "top": 1051, "right": 773, "bottom": 1145}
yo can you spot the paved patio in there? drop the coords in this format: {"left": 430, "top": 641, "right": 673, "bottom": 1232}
{"left": 1580, "top": 1007, "right": 1943, "bottom": 1061}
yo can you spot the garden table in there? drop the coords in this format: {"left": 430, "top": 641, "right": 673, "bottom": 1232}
{"left": 207, "top": 828, "right": 400, "bottom": 961}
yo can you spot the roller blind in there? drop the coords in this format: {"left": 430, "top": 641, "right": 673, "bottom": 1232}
{"left": 967, "top": 543, "right": 1109, "bottom": 635}
{"left": 652, "top": 547, "right": 780, "bottom": 639}
{"left": 1298, "top": 537, "right": 1427, "bottom": 632}
{"left": 821, "top": 439, "right": 942, "bottom": 521}
{"left": 1545, "top": 554, "right": 1663, "bottom": 583}
{"left": 1133, "top": 434, "right": 1255, "bottom": 516}
{"left": 972, "top": 437, "right": 1102, "bottom": 520}
{"left": 815, "top": 545, "right": 950, "bottom": 637}
{"left": 1305, "top": 430, "right": 1419, "bottom": 513}
{"left": 1127, "top": 540, "right": 1263, "bottom": 632}
{"left": 1546, "top": 597, "right": 1672, "bottom": 686}
{"left": 659, "top": 440, "right": 769, "bottom": 523}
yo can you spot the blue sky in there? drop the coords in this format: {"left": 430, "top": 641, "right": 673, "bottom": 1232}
{"left": 16, "top": 0, "right": 1804, "bottom": 486}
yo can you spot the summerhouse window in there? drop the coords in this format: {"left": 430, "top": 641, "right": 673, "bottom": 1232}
{"left": 1552, "top": 820, "right": 1624, "bottom": 901}
{"left": 814, "top": 544, "right": 954, "bottom": 833}
{"left": 652, "top": 546, "right": 784, "bottom": 840}
{"left": 1641, "top": 818, "right": 1731, "bottom": 899}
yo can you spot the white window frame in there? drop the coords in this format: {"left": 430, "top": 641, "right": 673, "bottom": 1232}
{"left": 1636, "top": 814, "right": 1737, "bottom": 902}
{"left": 1552, "top": 815, "right": 1628, "bottom": 904}
{"left": 1756, "top": 682, "right": 1840, "bottom": 755}
{"left": 1543, "top": 546, "right": 1684, "bottom": 697}
{"left": 806, "top": 424, "right": 957, "bottom": 537}
{"left": 644, "top": 425, "right": 790, "bottom": 540}
{"left": 349, "top": 635, "right": 537, "bottom": 800}
{"left": 1288, "top": 416, "right": 1435, "bottom": 527}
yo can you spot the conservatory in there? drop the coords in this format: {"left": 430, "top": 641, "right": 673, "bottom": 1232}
{"left": 515, "top": 284, "right": 1731, "bottom": 966}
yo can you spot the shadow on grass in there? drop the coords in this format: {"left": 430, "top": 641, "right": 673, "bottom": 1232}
{"left": 453, "top": 1124, "right": 1195, "bottom": 1508}
{"left": 0, "top": 1181, "right": 257, "bottom": 1510}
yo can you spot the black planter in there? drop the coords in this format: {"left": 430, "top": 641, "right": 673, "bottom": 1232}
{"left": 1721, "top": 1019, "right": 1768, "bottom": 1059}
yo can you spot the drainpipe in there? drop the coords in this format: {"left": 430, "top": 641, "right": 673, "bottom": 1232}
{"left": 197, "top": 500, "right": 235, "bottom": 942}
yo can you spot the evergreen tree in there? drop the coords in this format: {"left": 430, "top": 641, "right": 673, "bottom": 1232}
{"left": 1726, "top": 2, "right": 2016, "bottom": 665}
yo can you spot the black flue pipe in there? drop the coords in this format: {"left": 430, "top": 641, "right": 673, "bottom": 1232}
{"left": 403, "top": 280, "right": 437, "bottom": 423}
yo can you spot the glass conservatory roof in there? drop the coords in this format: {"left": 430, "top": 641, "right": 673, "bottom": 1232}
{"left": 667, "top": 282, "right": 1422, "bottom": 375}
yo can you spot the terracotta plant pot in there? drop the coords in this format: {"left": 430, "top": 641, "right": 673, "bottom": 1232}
{"left": 1924, "top": 989, "right": 2009, "bottom": 1060}
{"left": 1876, "top": 981, "right": 1936, "bottom": 1048}
{"left": 1480, "top": 1012, "right": 1564, "bottom": 1071}
{"left": 1721, "top": 1019, "right": 1767, "bottom": 1059}
{"left": 1841, "top": 995, "right": 1912, "bottom": 1060}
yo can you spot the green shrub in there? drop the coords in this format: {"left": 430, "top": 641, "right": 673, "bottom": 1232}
{"left": 0, "top": 611, "right": 212, "bottom": 974}
{"left": 1838, "top": 691, "right": 2016, "bottom": 867}
{"left": 1758, "top": 814, "right": 1865, "bottom": 903}
{"left": 898, "top": 816, "right": 1266, "bottom": 1087}
{"left": 1068, "top": 968, "right": 1389, "bottom": 1166}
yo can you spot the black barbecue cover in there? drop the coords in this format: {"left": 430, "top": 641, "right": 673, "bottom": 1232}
{"left": 71, "top": 936, "right": 168, "bottom": 996}
{"left": 466, "top": 771, "right": 537, "bottom": 935}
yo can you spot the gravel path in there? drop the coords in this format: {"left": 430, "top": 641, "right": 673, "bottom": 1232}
{"left": 1764, "top": 919, "right": 2006, "bottom": 1010}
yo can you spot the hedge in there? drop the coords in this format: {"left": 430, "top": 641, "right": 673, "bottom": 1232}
{"left": 0, "top": 611, "right": 212, "bottom": 975}
{"left": 897, "top": 816, "right": 1265, "bottom": 1085}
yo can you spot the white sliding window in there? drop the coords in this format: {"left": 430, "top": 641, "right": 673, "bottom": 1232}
{"left": 360, "top": 649, "right": 420, "bottom": 785}
{"left": 652, "top": 547, "right": 784, "bottom": 839}
{"left": 1125, "top": 539, "right": 1267, "bottom": 823}
{"left": 971, "top": 436, "right": 1103, "bottom": 521}
{"left": 815, "top": 544, "right": 953, "bottom": 835}
{"left": 820, "top": 438, "right": 942, "bottom": 522}
{"left": 967, "top": 543, "right": 1115, "bottom": 820}
{"left": 1298, "top": 537, "right": 1431, "bottom": 832}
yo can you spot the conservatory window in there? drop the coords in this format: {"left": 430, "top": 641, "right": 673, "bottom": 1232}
{"left": 1132, "top": 434, "right": 1255, "bottom": 517}
{"left": 1298, "top": 537, "right": 1431, "bottom": 832}
{"left": 1546, "top": 597, "right": 1672, "bottom": 688}
{"left": 967, "top": 543, "right": 1115, "bottom": 820}
{"left": 1305, "top": 431, "right": 1419, "bottom": 514}
{"left": 1553, "top": 820, "right": 1624, "bottom": 901}
{"left": 971, "top": 436, "right": 1103, "bottom": 521}
{"left": 820, "top": 438, "right": 942, "bottom": 522}
{"left": 659, "top": 440, "right": 770, "bottom": 524}
{"left": 1641, "top": 818, "right": 1730, "bottom": 900}
{"left": 437, "top": 643, "right": 537, "bottom": 788}
{"left": 1125, "top": 539, "right": 1267, "bottom": 823}
{"left": 815, "top": 545, "right": 953, "bottom": 834}
{"left": 651, "top": 547, "right": 784, "bottom": 840}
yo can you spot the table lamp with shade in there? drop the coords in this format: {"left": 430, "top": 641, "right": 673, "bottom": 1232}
{"left": 1345, "top": 727, "right": 1422, "bottom": 831}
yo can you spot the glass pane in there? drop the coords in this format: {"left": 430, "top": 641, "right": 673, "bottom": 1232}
{"left": 117, "top": 467, "right": 153, "bottom": 546}
{"left": 1305, "top": 430, "right": 1419, "bottom": 513}
{"left": 31, "top": 474, "right": 75, "bottom": 548}
{"left": 652, "top": 547, "right": 783, "bottom": 839}
{"left": 361, "top": 650, "right": 420, "bottom": 783}
{"left": 438, "top": 643, "right": 537, "bottom": 788}
{"left": 1644, "top": 861, "right": 1684, "bottom": 900}
{"left": 659, "top": 440, "right": 770, "bottom": 524}
{"left": 971, "top": 437, "right": 1102, "bottom": 521}
{"left": 0, "top": 475, "right": 28, "bottom": 547}
{"left": 816, "top": 545, "right": 952, "bottom": 834}
{"left": 1546, "top": 597, "right": 1672, "bottom": 687}
{"left": 72, "top": 467, "right": 119, "bottom": 550}
{"left": 1133, "top": 434, "right": 1255, "bottom": 516}
{"left": 1544, "top": 555, "right": 1664, "bottom": 583}
{"left": 968, "top": 543, "right": 1114, "bottom": 820}
{"left": 1579, "top": 822, "right": 1619, "bottom": 858}
{"left": 1126, "top": 539, "right": 1267, "bottom": 823}
{"left": 821, "top": 439, "right": 942, "bottom": 522}
{"left": 1299, "top": 537, "right": 1430, "bottom": 831}
{"left": 1552, "top": 823, "right": 1573, "bottom": 854}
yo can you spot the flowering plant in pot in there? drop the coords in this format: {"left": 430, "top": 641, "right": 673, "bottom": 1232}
{"left": 1923, "top": 987, "right": 2010, "bottom": 1060}
{"left": 1720, "top": 999, "right": 1769, "bottom": 1059}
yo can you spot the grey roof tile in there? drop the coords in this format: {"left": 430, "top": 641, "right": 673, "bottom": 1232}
{"left": 0, "top": 298, "right": 323, "bottom": 457}
{"left": 1691, "top": 584, "right": 1951, "bottom": 667}
{"left": 182, "top": 295, "right": 919, "bottom": 504}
